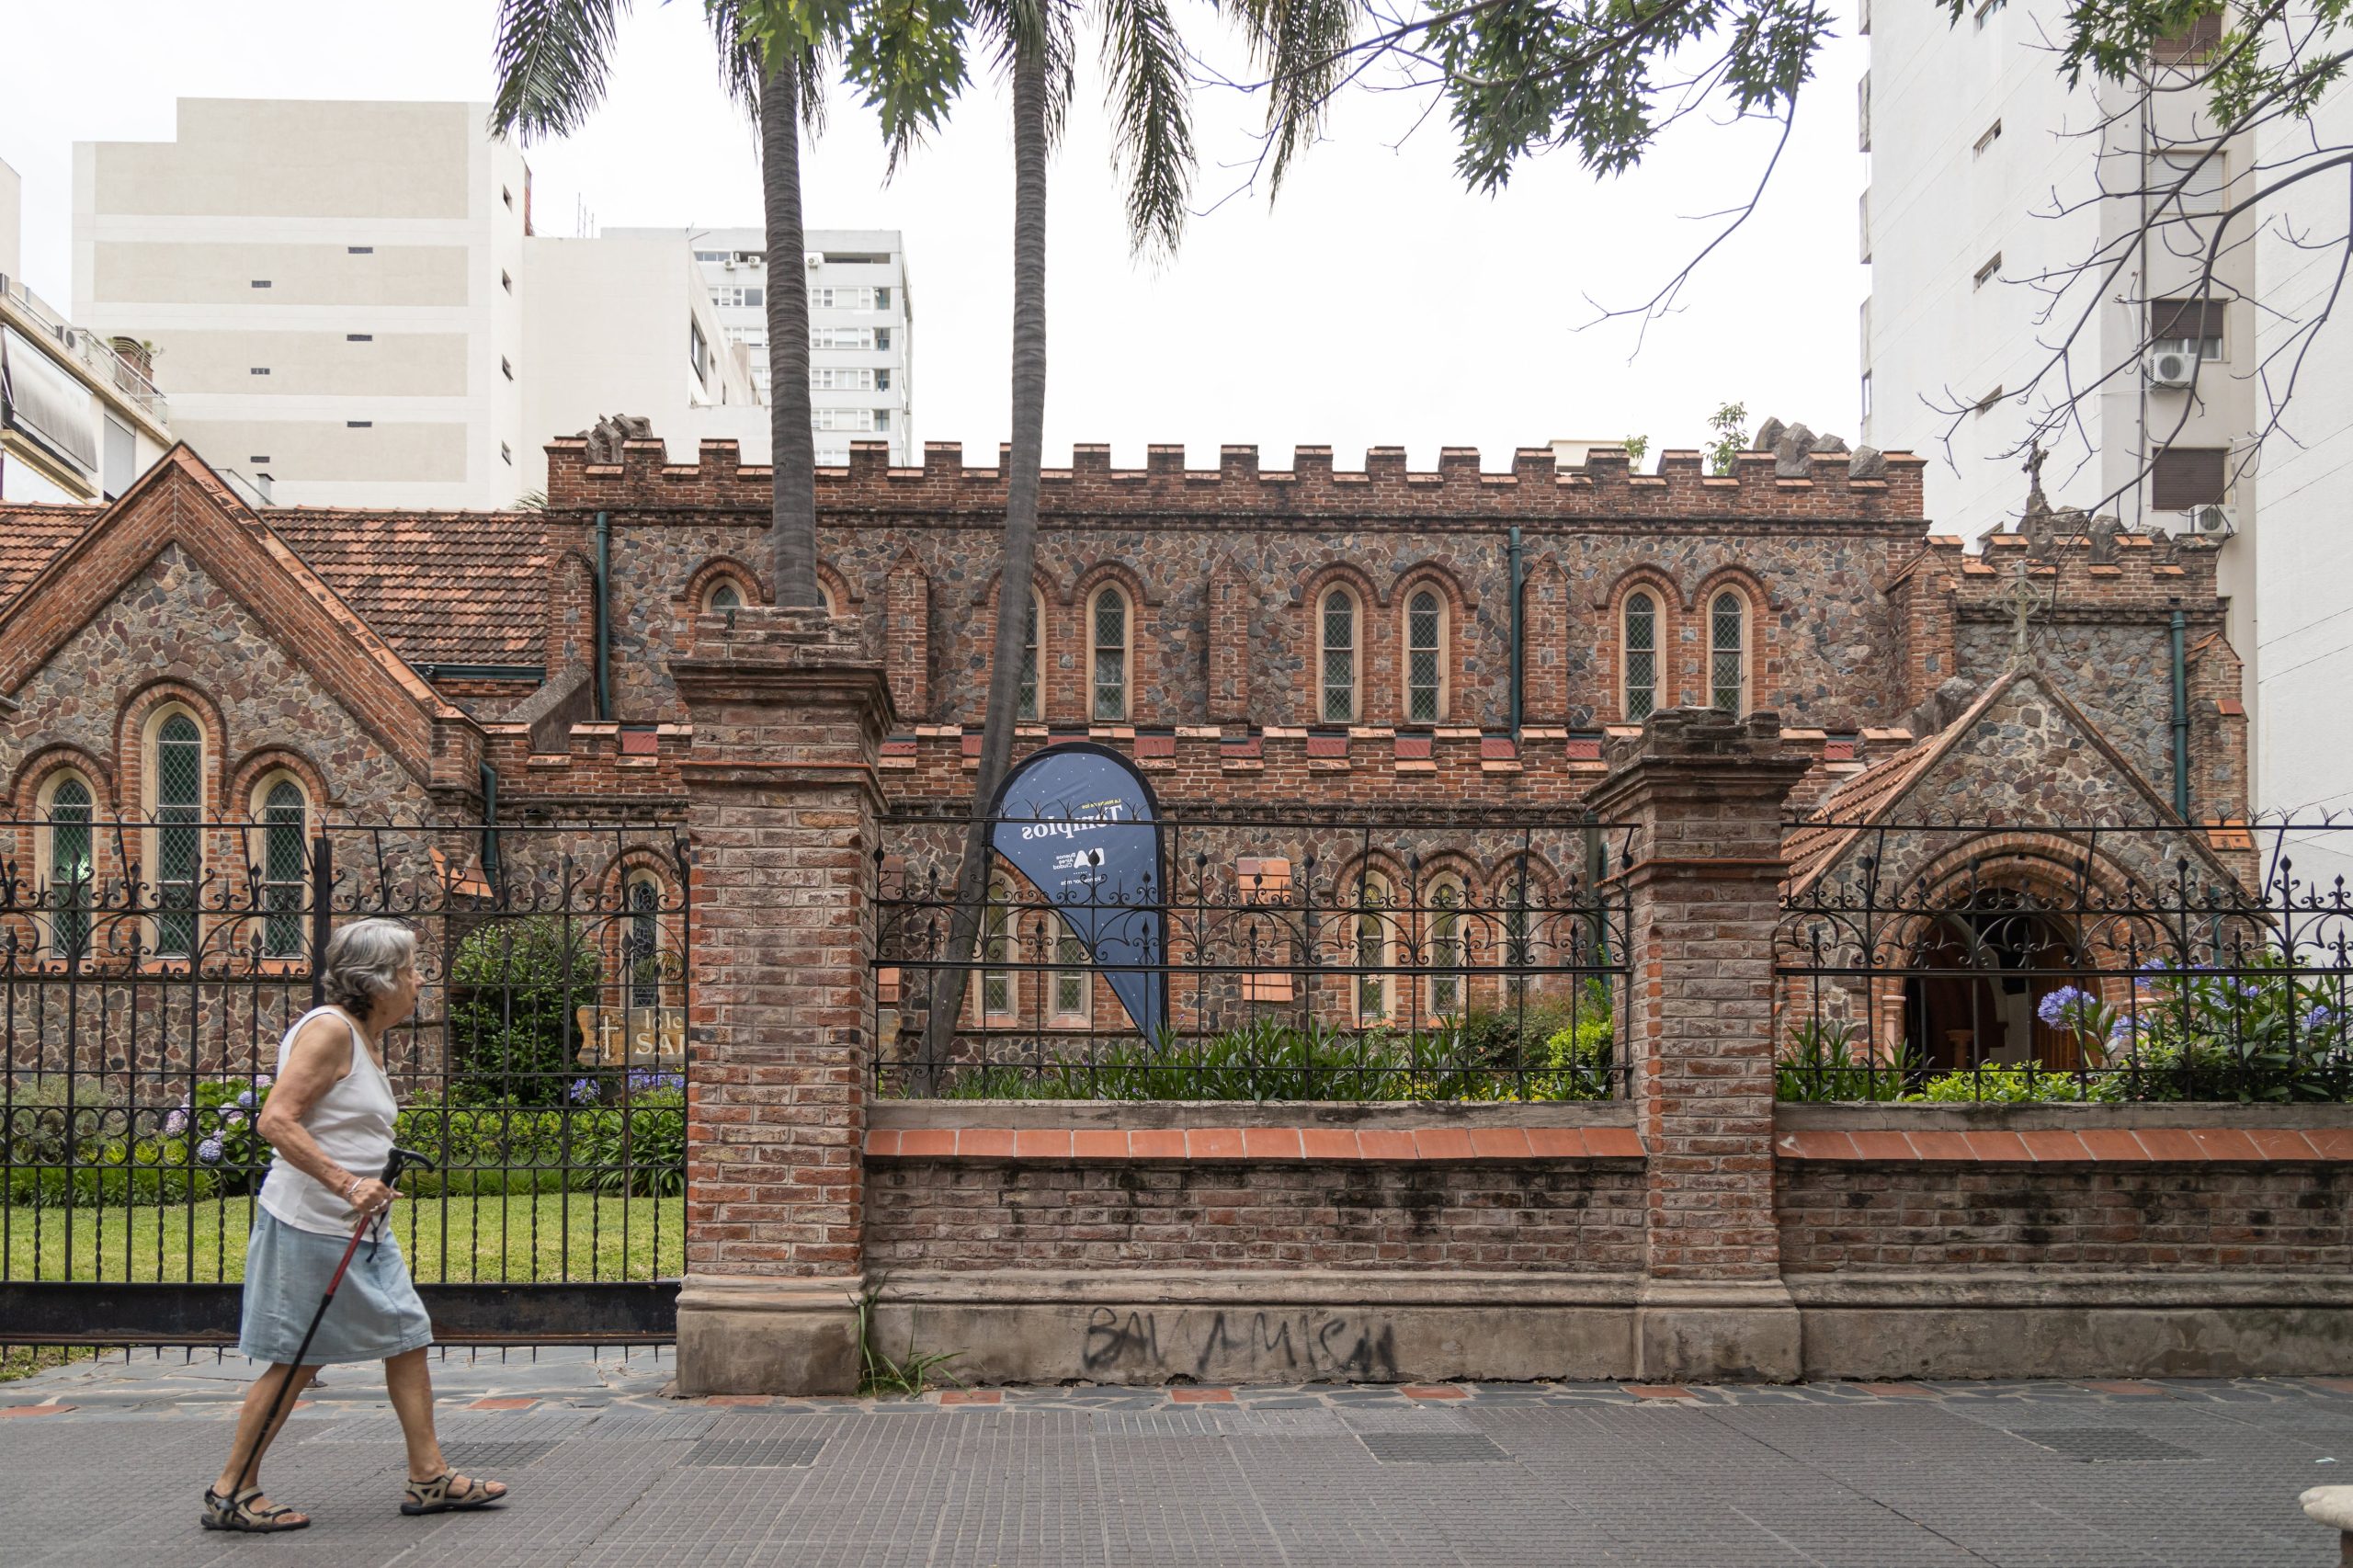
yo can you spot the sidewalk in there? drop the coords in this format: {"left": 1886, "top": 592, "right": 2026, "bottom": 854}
{"left": 1, "top": 1353, "right": 2346, "bottom": 1565}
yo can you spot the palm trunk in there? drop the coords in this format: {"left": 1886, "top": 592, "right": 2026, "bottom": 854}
{"left": 761, "top": 53, "right": 823, "bottom": 609}
{"left": 920, "top": 38, "right": 1050, "bottom": 1089}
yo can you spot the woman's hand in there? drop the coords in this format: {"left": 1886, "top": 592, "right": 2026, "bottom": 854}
{"left": 347, "top": 1178, "right": 396, "bottom": 1217}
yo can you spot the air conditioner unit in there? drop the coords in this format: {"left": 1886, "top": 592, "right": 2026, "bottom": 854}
{"left": 2184, "top": 503, "right": 2236, "bottom": 540}
{"left": 722, "top": 257, "right": 736, "bottom": 270}
{"left": 2145, "top": 348, "right": 2199, "bottom": 388}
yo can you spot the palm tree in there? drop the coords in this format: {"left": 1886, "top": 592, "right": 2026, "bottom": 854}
{"left": 851, "top": 0, "right": 1195, "bottom": 1083}
{"left": 489, "top": 0, "right": 827, "bottom": 608}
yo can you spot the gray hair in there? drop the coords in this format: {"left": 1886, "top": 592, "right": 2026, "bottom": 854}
{"left": 321, "top": 918, "right": 418, "bottom": 1017}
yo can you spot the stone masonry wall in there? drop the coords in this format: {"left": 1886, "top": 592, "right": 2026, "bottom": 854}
{"left": 866, "top": 1158, "right": 1648, "bottom": 1272}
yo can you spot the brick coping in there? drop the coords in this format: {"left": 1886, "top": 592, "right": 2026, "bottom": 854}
{"left": 865, "top": 1124, "right": 1646, "bottom": 1163}
{"left": 1776, "top": 1126, "right": 2353, "bottom": 1163}
{"left": 871, "top": 1100, "right": 1638, "bottom": 1131}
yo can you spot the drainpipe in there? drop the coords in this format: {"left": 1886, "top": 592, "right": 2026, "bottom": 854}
{"left": 479, "top": 759, "right": 502, "bottom": 885}
{"left": 594, "top": 510, "right": 612, "bottom": 721}
{"left": 1507, "top": 527, "right": 1525, "bottom": 739}
{"left": 2169, "top": 601, "right": 2190, "bottom": 818}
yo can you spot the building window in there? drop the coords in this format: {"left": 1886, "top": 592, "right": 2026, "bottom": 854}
{"left": 1090, "top": 587, "right": 1130, "bottom": 722}
{"left": 1972, "top": 253, "right": 2002, "bottom": 289}
{"left": 347, "top": 334, "right": 373, "bottom": 342}
{"left": 1623, "top": 590, "right": 1660, "bottom": 721}
{"left": 249, "top": 367, "right": 271, "bottom": 376}
{"left": 812, "top": 328, "right": 875, "bottom": 350}
{"left": 1404, "top": 589, "right": 1445, "bottom": 722}
{"left": 347, "top": 420, "right": 372, "bottom": 428}
{"left": 1860, "top": 370, "right": 1873, "bottom": 422}
{"left": 980, "top": 873, "right": 1017, "bottom": 1018}
{"left": 877, "top": 287, "right": 892, "bottom": 310}
{"left": 813, "top": 367, "right": 874, "bottom": 391}
{"left": 1972, "top": 0, "right": 2004, "bottom": 28}
{"left": 876, "top": 328, "right": 892, "bottom": 350}
{"left": 40, "top": 773, "right": 94, "bottom": 962}
{"left": 348, "top": 245, "right": 374, "bottom": 256}
{"left": 2152, "top": 10, "right": 2222, "bottom": 62}
{"left": 1426, "top": 876, "right": 1466, "bottom": 1017}
{"left": 502, "top": 186, "right": 514, "bottom": 209}
{"left": 501, "top": 357, "right": 515, "bottom": 381}
{"left": 625, "top": 873, "right": 665, "bottom": 1008}
{"left": 501, "top": 270, "right": 513, "bottom": 293}
{"left": 150, "top": 710, "right": 204, "bottom": 960}
{"left": 250, "top": 279, "right": 272, "bottom": 289}
{"left": 1321, "top": 587, "right": 1359, "bottom": 723}
{"left": 1051, "top": 920, "right": 1091, "bottom": 1026}
{"left": 1354, "top": 873, "right": 1395, "bottom": 1026}
{"left": 695, "top": 249, "right": 729, "bottom": 262}
{"left": 1017, "top": 591, "right": 1043, "bottom": 721}
{"left": 1973, "top": 119, "right": 2002, "bottom": 155}
{"left": 2155, "top": 151, "right": 2224, "bottom": 215}
{"left": 875, "top": 410, "right": 891, "bottom": 431}
{"left": 707, "top": 580, "right": 744, "bottom": 613}
{"left": 710, "top": 286, "right": 765, "bottom": 309}
{"left": 813, "top": 407, "right": 879, "bottom": 432}
{"left": 255, "top": 777, "right": 308, "bottom": 959}
{"left": 501, "top": 442, "right": 514, "bottom": 465}
{"left": 2152, "top": 447, "right": 2229, "bottom": 509}
{"left": 2150, "top": 298, "right": 2225, "bottom": 358}
{"left": 1710, "top": 590, "right": 1748, "bottom": 713}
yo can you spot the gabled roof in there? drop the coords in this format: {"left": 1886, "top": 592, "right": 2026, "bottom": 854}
{"left": 0, "top": 505, "right": 100, "bottom": 612}
{"left": 267, "top": 509, "right": 549, "bottom": 665}
{"left": 1781, "top": 664, "right": 2217, "bottom": 899}
{"left": 0, "top": 446, "right": 472, "bottom": 785}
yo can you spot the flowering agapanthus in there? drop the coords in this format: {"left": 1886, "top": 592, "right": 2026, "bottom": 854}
{"left": 624, "top": 1070, "right": 685, "bottom": 1095}
{"left": 196, "top": 1136, "right": 224, "bottom": 1165}
{"left": 2305, "top": 1005, "right": 2339, "bottom": 1035}
{"left": 2037, "top": 986, "right": 2093, "bottom": 1028}
{"left": 567, "top": 1077, "right": 602, "bottom": 1104}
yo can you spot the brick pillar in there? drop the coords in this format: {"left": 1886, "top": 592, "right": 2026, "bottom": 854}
{"left": 884, "top": 550, "right": 929, "bottom": 721}
{"left": 671, "top": 605, "right": 893, "bottom": 1395}
{"left": 1586, "top": 707, "right": 1812, "bottom": 1381}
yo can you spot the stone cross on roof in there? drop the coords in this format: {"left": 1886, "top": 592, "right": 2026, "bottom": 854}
{"left": 2001, "top": 554, "right": 2042, "bottom": 664}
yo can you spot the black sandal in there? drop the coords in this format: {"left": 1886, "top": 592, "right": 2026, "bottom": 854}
{"left": 402, "top": 1471, "right": 507, "bottom": 1515}
{"left": 200, "top": 1485, "right": 311, "bottom": 1532}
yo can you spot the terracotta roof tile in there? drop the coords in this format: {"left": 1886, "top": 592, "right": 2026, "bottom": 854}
{"left": 264, "top": 509, "right": 548, "bottom": 665}
{"left": 0, "top": 506, "right": 99, "bottom": 613}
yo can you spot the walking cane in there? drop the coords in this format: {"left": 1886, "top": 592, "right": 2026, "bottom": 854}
{"left": 231, "top": 1145, "right": 438, "bottom": 1492}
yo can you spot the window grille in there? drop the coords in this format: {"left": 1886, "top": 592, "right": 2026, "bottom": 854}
{"left": 1321, "top": 590, "right": 1356, "bottom": 722}
{"left": 981, "top": 877, "right": 1016, "bottom": 1016}
{"left": 1407, "top": 590, "right": 1442, "bottom": 722}
{"left": 1052, "top": 926, "right": 1090, "bottom": 1021}
{"left": 1017, "top": 595, "right": 1041, "bottom": 721}
{"left": 627, "top": 877, "right": 663, "bottom": 1007}
{"left": 154, "top": 714, "right": 201, "bottom": 958}
{"left": 1092, "top": 590, "right": 1128, "bottom": 722}
{"left": 1428, "top": 881, "right": 1464, "bottom": 1016}
{"left": 1711, "top": 591, "right": 1746, "bottom": 713}
{"left": 49, "top": 777, "right": 92, "bottom": 961}
{"left": 1624, "top": 592, "right": 1658, "bottom": 720}
{"left": 261, "top": 779, "right": 306, "bottom": 958}
{"left": 709, "top": 581, "right": 743, "bottom": 612}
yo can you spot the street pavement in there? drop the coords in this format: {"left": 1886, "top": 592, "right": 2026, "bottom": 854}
{"left": 1, "top": 1350, "right": 2347, "bottom": 1565}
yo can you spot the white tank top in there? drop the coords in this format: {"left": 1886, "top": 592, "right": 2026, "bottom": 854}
{"left": 256, "top": 1006, "right": 398, "bottom": 1236}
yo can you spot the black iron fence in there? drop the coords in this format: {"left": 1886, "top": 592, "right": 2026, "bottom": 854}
{"left": 873, "top": 806, "right": 1635, "bottom": 1101}
{"left": 1774, "top": 817, "right": 2353, "bottom": 1103}
{"left": 0, "top": 817, "right": 689, "bottom": 1346}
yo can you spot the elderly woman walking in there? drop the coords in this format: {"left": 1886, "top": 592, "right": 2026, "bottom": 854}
{"left": 202, "top": 917, "right": 507, "bottom": 1532}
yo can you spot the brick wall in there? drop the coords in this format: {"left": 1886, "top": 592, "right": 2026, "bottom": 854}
{"left": 867, "top": 1159, "right": 1647, "bottom": 1272}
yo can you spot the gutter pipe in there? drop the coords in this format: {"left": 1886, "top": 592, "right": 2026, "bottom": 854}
{"left": 594, "top": 511, "right": 612, "bottom": 722}
{"left": 2169, "top": 603, "right": 2190, "bottom": 817}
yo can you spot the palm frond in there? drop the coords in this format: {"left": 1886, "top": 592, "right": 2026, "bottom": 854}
{"left": 1227, "top": 0, "right": 1356, "bottom": 194}
{"left": 487, "top": 0, "right": 631, "bottom": 142}
{"left": 703, "top": 0, "right": 768, "bottom": 121}
{"left": 1101, "top": 0, "right": 1197, "bottom": 258}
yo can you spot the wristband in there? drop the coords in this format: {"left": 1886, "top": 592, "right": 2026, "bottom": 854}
{"left": 342, "top": 1174, "right": 365, "bottom": 1206}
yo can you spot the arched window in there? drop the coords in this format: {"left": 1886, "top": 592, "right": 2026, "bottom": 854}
{"left": 980, "top": 872, "right": 1017, "bottom": 1018}
{"left": 1404, "top": 588, "right": 1445, "bottom": 722}
{"left": 1622, "top": 591, "right": 1659, "bottom": 721}
{"left": 150, "top": 710, "right": 204, "bottom": 959}
{"left": 254, "top": 777, "right": 308, "bottom": 959}
{"left": 1089, "top": 587, "right": 1130, "bottom": 722}
{"left": 624, "top": 871, "right": 665, "bottom": 1007}
{"left": 1051, "top": 916, "right": 1092, "bottom": 1026}
{"left": 1017, "top": 590, "right": 1043, "bottom": 722}
{"left": 1320, "top": 588, "right": 1359, "bottom": 723}
{"left": 1427, "top": 876, "right": 1466, "bottom": 1017}
{"left": 818, "top": 580, "right": 836, "bottom": 615}
{"left": 706, "top": 580, "right": 743, "bottom": 613}
{"left": 1354, "top": 872, "right": 1396, "bottom": 1026}
{"left": 40, "top": 773, "right": 94, "bottom": 961}
{"left": 1709, "top": 589, "right": 1747, "bottom": 713}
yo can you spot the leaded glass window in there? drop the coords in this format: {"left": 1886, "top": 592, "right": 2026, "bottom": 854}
{"left": 1052, "top": 924, "right": 1090, "bottom": 1021}
{"left": 1710, "top": 591, "right": 1745, "bottom": 713}
{"left": 154, "top": 713, "right": 201, "bottom": 959}
{"left": 1355, "top": 876, "right": 1392, "bottom": 1024}
{"left": 981, "top": 875, "right": 1016, "bottom": 1016}
{"left": 708, "top": 581, "right": 743, "bottom": 612}
{"left": 49, "top": 777, "right": 92, "bottom": 961}
{"left": 627, "top": 876, "right": 663, "bottom": 1006}
{"left": 1017, "top": 593, "right": 1041, "bottom": 721}
{"left": 1321, "top": 590, "right": 1357, "bottom": 723}
{"left": 1623, "top": 592, "right": 1658, "bottom": 721}
{"left": 1428, "top": 880, "right": 1464, "bottom": 1017}
{"left": 261, "top": 779, "right": 306, "bottom": 958}
{"left": 1091, "top": 589, "right": 1128, "bottom": 722}
{"left": 1406, "top": 591, "right": 1442, "bottom": 722}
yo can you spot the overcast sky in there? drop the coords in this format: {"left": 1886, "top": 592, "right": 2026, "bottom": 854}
{"left": 0, "top": 0, "right": 1869, "bottom": 471}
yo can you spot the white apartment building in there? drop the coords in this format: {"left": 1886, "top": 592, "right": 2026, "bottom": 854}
{"left": 610, "top": 226, "right": 915, "bottom": 466}
{"left": 1, "top": 157, "right": 176, "bottom": 505}
{"left": 1859, "top": 6, "right": 2267, "bottom": 744}
{"left": 74, "top": 99, "right": 531, "bottom": 509}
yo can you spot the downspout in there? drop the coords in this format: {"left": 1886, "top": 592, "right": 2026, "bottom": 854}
{"left": 1507, "top": 527, "right": 1525, "bottom": 740}
{"left": 479, "top": 759, "right": 502, "bottom": 885}
{"left": 2169, "top": 602, "right": 2190, "bottom": 817}
{"left": 594, "top": 510, "right": 612, "bottom": 722}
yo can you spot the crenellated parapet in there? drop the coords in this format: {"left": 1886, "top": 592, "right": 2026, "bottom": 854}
{"left": 543, "top": 437, "right": 1928, "bottom": 524}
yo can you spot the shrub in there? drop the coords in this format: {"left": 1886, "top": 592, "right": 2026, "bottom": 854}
{"left": 0, "top": 1077, "right": 110, "bottom": 1168}
{"left": 1908, "top": 1064, "right": 2117, "bottom": 1104}
{"left": 447, "top": 917, "right": 602, "bottom": 1106}
{"left": 1776, "top": 1018, "right": 1913, "bottom": 1102}
{"left": 6, "top": 1135, "right": 220, "bottom": 1208}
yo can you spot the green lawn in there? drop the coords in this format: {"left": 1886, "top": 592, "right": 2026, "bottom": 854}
{"left": 3, "top": 1195, "right": 684, "bottom": 1285}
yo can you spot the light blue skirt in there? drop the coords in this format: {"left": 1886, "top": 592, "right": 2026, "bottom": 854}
{"left": 238, "top": 1208, "right": 436, "bottom": 1366}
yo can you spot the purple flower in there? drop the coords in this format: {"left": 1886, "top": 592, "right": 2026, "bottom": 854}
{"left": 566, "top": 1077, "right": 601, "bottom": 1104}
{"left": 222, "top": 1108, "right": 244, "bottom": 1129}
{"left": 196, "top": 1136, "right": 224, "bottom": 1165}
{"left": 163, "top": 1107, "right": 188, "bottom": 1137}
{"left": 235, "top": 1089, "right": 257, "bottom": 1110}
{"left": 256, "top": 1074, "right": 273, "bottom": 1090}
{"left": 2304, "top": 1005, "right": 2337, "bottom": 1034}
{"left": 624, "top": 1069, "right": 685, "bottom": 1094}
{"left": 2037, "top": 986, "right": 2092, "bottom": 1029}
